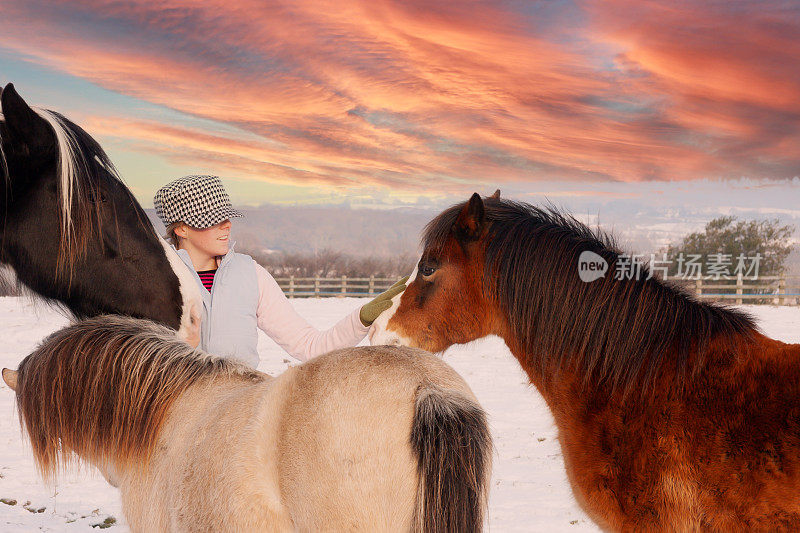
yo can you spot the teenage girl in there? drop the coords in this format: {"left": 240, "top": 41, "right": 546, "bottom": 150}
{"left": 154, "top": 175, "right": 405, "bottom": 368}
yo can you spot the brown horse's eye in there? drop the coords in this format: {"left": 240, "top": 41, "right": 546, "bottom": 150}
{"left": 420, "top": 265, "right": 436, "bottom": 277}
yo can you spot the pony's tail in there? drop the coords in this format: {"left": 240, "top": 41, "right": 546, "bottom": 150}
{"left": 411, "top": 383, "right": 492, "bottom": 532}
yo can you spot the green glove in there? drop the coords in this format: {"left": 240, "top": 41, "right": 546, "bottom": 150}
{"left": 359, "top": 276, "right": 409, "bottom": 327}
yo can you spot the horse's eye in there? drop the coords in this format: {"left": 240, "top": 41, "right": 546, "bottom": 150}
{"left": 420, "top": 265, "right": 436, "bottom": 277}
{"left": 89, "top": 190, "right": 107, "bottom": 203}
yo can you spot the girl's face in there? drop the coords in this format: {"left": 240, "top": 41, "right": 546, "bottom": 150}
{"left": 176, "top": 219, "right": 232, "bottom": 258}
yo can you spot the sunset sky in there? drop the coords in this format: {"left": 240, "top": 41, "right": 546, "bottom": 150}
{"left": 0, "top": 0, "right": 798, "bottom": 239}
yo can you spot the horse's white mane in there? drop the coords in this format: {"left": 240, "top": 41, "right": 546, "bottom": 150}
{"left": 0, "top": 107, "right": 81, "bottom": 246}
{"left": 0, "top": 111, "right": 7, "bottom": 185}
{"left": 32, "top": 108, "right": 83, "bottom": 251}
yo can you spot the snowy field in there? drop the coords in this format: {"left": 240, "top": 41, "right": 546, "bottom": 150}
{"left": 1, "top": 297, "right": 799, "bottom": 532}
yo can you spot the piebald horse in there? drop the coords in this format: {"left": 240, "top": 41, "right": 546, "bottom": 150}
{"left": 0, "top": 83, "right": 201, "bottom": 339}
{"left": 371, "top": 191, "right": 800, "bottom": 531}
{"left": 3, "top": 315, "right": 491, "bottom": 531}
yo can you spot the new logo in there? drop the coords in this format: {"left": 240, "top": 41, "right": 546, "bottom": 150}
{"left": 578, "top": 251, "right": 608, "bottom": 282}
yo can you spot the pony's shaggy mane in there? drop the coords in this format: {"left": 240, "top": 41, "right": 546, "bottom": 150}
{"left": 423, "top": 198, "right": 758, "bottom": 395}
{"left": 13, "top": 315, "right": 262, "bottom": 479}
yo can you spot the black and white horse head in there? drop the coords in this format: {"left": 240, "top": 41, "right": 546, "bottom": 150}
{"left": 0, "top": 83, "right": 201, "bottom": 338}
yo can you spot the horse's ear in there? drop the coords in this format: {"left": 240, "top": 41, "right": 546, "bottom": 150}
{"left": 490, "top": 189, "right": 500, "bottom": 199}
{"left": 453, "top": 192, "right": 485, "bottom": 243}
{"left": 1, "top": 83, "right": 54, "bottom": 155}
{"left": 2, "top": 368, "right": 18, "bottom": 392}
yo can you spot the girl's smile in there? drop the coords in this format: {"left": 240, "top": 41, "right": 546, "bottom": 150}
{"left": 174, "top": 219, "right": 232, "bottom": 270}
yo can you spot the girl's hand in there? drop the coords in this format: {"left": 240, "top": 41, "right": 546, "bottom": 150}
{"left": 359, "top": 276, "right": 409, "bottom": 327}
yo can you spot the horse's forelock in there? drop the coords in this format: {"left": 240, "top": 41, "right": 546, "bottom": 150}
{"left": 32, "top": 109, "right": 85, "bottom": 276}
{"left": 30, "top": 109, "right": 127, "bottom": 279}
{"left": 421, "top": 202, "right": 463, "bottom": 254}
{"left": 14, "top": 315, "right": 262, "bottom": 479}
{"left": 0, "top": 114, "right": 8, "bottom": 187}
{"left": 0, "top": 140, "right": 7, "bottom": 186}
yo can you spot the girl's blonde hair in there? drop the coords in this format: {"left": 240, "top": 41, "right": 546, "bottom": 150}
{"left": 165, "top": 222, "right": 185, "bottom": 248}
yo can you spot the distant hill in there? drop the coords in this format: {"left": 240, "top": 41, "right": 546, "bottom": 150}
{"left": 146, "top": 204, "right": 435, "bottom": 258}
{"left": 146, "top": 203, "right": 800, "bottom": 268}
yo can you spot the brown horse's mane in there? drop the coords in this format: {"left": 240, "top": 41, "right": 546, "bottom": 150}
{"left": 13, "top": 315, "right": 262, "bottom": 479}
{"left": 423, "top": 198, "right": 758, "bottom": 395}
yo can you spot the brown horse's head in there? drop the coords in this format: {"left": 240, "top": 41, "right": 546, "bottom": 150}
{"left": 370, "top": 191, "right": 505, "bottom": 353}
{"left": 374, "top": 191, "right": 758, "bottom": 397}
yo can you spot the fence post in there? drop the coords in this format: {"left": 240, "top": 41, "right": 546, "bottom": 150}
{"left": 779, "top": 273, "right": 786, "bottom": 305}
{"left": 289, "top": 275, "right": 295, "bottom": 299}
{"left": 695, "top": 278, "right": 702, "bottom": 298}
{"left": 341, "top": 275, "right": 347, "bottom": 298}
{"left": 369, "top": 275, "right": 375, "bottom": 296}
{"left": 315, "top": 278, "right": 320, "bottom": 298}
{"left": 736, "top": 272, "right": 742, "bottom": 305}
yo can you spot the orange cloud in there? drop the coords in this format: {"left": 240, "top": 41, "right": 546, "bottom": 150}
{"left": 588, "top": 0, "right": 800, "bottom": 165}
{"left": 0, "top": 0, "right": 797, "bottom": 193}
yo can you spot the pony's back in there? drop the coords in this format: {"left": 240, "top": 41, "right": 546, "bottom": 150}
{"left": 123, "top": 344, "right": 491, "bottom": 532}
{"left": 273, "top": 345, "right": 491, "bottom": 531}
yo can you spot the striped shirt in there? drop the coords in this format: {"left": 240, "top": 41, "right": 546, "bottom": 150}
{"left": 197, "top": 269, "right": 217, "bottom": 292}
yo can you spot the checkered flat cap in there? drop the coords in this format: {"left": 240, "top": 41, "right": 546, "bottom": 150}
{"left": 154, "top": 175, "right": 243, "bottom": 228}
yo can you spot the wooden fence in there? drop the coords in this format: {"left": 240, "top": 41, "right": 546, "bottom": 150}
{"left": 275, "top": 276, "right": 401, "bottom": 298}
{"left": 276, "top": 274, "right": 800, "bottom": 305}
{"left": 671, "top": 274, "right": 800, "bottom": 305}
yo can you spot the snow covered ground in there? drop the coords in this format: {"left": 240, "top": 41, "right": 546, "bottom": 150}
{"left": 1, "top": 297, "right": 799, "bottom": 532}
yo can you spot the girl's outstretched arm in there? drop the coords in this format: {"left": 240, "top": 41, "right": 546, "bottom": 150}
{"left": 254, "top": 263, "right": 368, "bottom": 362}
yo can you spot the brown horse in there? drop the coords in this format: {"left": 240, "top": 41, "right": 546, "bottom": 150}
{"left": 2, "top": 315, "right": 491, "bottom": 532}
{"left": 370, "top": 191, "right": 800, "bottom": 531}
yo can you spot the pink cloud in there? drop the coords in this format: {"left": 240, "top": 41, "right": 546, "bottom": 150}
{"left": 1, "top": 0, "right": 797, "bottom": 192}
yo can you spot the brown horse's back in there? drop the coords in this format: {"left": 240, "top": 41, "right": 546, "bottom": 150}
{"left": 557, "top": 335, "right": 800, "bottom": 531}
{"left": 685, "top": 337, "right": 800, "bottom": 530}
